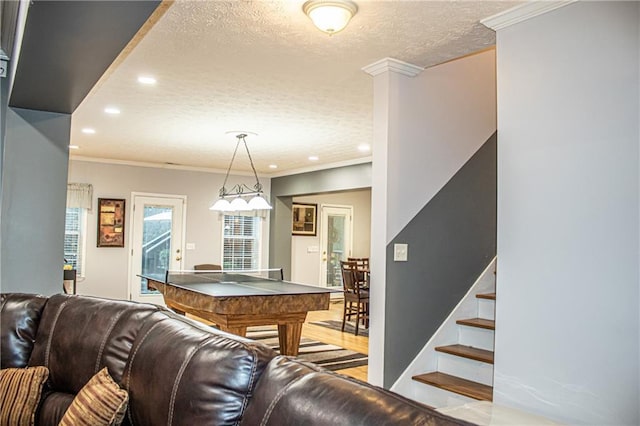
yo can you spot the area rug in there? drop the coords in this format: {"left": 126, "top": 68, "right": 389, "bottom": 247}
{"left": 245, "top": 327, "right": 368, "bottom": 372}
{"left": 309, "top": 319, "right": 369, "bottom": 337}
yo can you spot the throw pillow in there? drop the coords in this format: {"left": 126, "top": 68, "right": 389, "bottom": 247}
{"left": 0, "top": 365, "right": 50, "bottom": 426}
{"left": 58, "top": 367, "right": 128, "bottom": 426}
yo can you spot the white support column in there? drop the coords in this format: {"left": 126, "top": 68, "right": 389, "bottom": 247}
{"left": 362, "top": 58, "right": 423, "bottom": 386}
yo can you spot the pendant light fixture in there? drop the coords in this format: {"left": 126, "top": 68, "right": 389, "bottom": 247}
{"left": 303, "top": 0, "right": 358, "bottom": 35}
{"left": 209, "top": 133, "right": 272, "bottom": 212}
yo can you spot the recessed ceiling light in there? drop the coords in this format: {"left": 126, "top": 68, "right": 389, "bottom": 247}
{"left": 69, "top": 145, "right": 79, "bottom": 150}
{"left": 269, "top": 164, "right": 278, "bottom": 169}
{"left": 358, "top": 144, "right": 371, "bottom": 152}
{"left": 137, "top": 75, "right": 157, "bottom": 85}
{"left": 81, "top": 128, "right": 96, "bottom": 134}
{"left": 104, "top": 107, "right": 121, "bottom": 115}
{"left": 308, "top": 156, "right": 319, "bottom": 161}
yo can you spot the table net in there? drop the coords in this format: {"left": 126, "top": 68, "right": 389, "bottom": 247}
{"left": 165, "top": 268, "right": 284, "bottom": 285}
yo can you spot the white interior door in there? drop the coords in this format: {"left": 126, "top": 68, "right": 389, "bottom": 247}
{"left": 319, "top": 205, "right": 353, "bottom": 288}
{"left": 128, "top": 194, "right": 186, "bottom": 304}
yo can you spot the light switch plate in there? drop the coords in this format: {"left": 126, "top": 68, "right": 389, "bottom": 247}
{"left": 394, "top": 243, "right": 408, "bottom": 261}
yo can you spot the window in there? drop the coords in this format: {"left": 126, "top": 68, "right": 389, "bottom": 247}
{"left": 222, "top": 215, "right": 260, "bottom": 270}
{"left": 64, "top": 207, "right": 87, "bottom": 276}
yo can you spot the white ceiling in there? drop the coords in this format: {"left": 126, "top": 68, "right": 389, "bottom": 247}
{"left": 70, "top": 0, "right": 518, "bottom": 175}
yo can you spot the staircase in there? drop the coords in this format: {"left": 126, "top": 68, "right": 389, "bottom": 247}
{"left": 411, "top": 288, "right": 496, "bottom": 403}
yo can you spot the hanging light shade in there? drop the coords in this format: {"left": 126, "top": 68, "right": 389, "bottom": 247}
{"left": 209, "top": 198, "right": 232, "bottom": 211}
{"left": 303, "top": 0, "right": 358, "bottom": 35}
{"left": 209, "top": 133, "right": 273, "bottom": 212}
{"left": 229, "top": 197, "right": 251, "bottom": 211}
{"left": 248, "top": 195, "right": 273, "bottom": 210}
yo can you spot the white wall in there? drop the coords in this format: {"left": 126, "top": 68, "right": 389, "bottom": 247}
{"left": 68, "top": 160, "right": 270, "bottom": 299}
{"left": 493, "top": 2, "right": 639, "bottom": 424}
{"left": 366, "top": 50, "right": 497, "bottom": 385}
{"left": 290, "top": 189, "right": 371, "bottom": 286}
{"left": 387, "top": 50, "right": 497, "bottom": 242}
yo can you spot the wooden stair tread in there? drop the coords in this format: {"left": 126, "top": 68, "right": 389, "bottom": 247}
{"left": 456, "top": 318, "right": 495, "bottom": 330}
{"left": 476, "top": 292, "right": 496, "bottom": 300}
{"left": 435, "top": 344, "right": 494, "bottom": 364}
{"left": 412, "top": 372, "right": 493, "bottom": 401}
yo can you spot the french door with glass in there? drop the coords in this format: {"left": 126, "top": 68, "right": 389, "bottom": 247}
{"left": 319, "top": 205, "right": 353, "bottom": 288}
{"left": 128, "top": 193, "right": 186, "bottom": 304}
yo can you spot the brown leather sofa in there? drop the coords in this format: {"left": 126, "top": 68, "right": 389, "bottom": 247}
{"left": 1, "top": 293, "right": 474, "bottom": 426}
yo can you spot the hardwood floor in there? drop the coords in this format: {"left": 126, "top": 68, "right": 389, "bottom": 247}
{"left": 188, "top": 299, "right": 369, "bottom": 382}
{"left": 303, "top": 299, "right": 369, "bottom": 381}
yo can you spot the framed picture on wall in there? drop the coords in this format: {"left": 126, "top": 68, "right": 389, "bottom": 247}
{"left": 292, "top": 203, "right": 317, "bottom": 236}
{"left": 97, "top": 198, "right": 126, "bottom": 247}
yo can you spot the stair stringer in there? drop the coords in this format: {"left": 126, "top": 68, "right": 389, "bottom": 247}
{"left": 390, "top": 257, "right": 496, "bottom": 408}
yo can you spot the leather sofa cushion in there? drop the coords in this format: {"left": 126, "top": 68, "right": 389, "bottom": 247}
{"left": 28, "top": 294, "right": 162, "bottom": 394}
{"left": 35, "top": 391, "right": 75, "bottom": 426}
{"left": 121, "top": 312, "right": 275, "bottom": 426}
{"left": 241, "top": 356, "right": 476, "bottom": 426}
{"left": 1, "top": 293, "right": 48, "bottom": 368}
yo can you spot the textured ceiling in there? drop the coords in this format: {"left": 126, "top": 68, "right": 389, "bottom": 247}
{"left": 70, "top": 0, "right": 519, "bottom": 175}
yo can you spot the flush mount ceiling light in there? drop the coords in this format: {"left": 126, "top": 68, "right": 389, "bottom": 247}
{"left": 209, "top": 133, "right": 272, "bottom": 212}
{"left": 303, "top": 0, "right": 358, "bottom": 35}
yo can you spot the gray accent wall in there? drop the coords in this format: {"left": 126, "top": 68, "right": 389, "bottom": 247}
{"left": 1, "top": 1, "right": 160, "bottom": 294}
{"left": 10, "top": 0, "right": 160, "bottom": 113}
{"left": 1, "top": 76, "right": 7, "bottom": 185}
{"left": 1, "top": 108, "right": 71, "bottom": 294}
{"left": 269, "top": 163, "right": 371, "bottom": 279}
{"left": 384, "top": 133, "right": 496, "bottom": 386}
{"left": 270, "top": 163, "right": 371, "bottom": 197}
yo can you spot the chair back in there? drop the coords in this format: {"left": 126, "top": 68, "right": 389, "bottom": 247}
{"left": 340, "top": 261, "right": 360, "bottom": 294}
{"left": 347, "top": 257, "right": 369, "bottom": 288}
{"left": 193, "top": 264, "right": 222, "bottom": 271}
{"left": 348, "top": 257, "right": 369, "bottom": 271}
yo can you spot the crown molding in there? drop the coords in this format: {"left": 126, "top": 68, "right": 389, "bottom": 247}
{"left": 69, "top": 154, "right": 372, "bottom": 178}
{"left": 362, "top": 57, "right": 424, "bottom": 77}
{"left": 481, "top": 1, "right": 576, "bottom": 31}
{"left": 266, "top": 156, "right": 372, "bottom": 178}
{"left": 69, "top": 155, "right": 257, "bottom": 177}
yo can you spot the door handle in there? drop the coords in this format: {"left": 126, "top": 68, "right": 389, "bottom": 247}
{"left": 176, "top": 256, "right": 182, "bottom": 261}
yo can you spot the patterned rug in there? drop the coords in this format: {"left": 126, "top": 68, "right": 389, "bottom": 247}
{"left": 245, "top": 327, "right": 368, "bottom": 371}
{"left": 309, "top": 319, "right": 369, "bottom": 337}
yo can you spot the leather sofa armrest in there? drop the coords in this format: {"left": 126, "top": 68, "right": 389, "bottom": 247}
{"left": 1, "top": 293, "right": 48, "bottom": 368}
{"left": 241, "top": 356, "right": 477, "bottom": 426}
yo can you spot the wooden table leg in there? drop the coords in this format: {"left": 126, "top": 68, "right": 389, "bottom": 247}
{"left": 219, "top": 325, "right": 247, "bottom": 337}
{"left": 277, "top": 322, "right": 303, "bottom": 356}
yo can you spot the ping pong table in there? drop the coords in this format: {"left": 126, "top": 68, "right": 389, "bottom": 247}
{"left": 142, "top": 270, "right": 331, "bottom": 356}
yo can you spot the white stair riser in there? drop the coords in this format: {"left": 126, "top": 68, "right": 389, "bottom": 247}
{"left": 392, "top": 258, "right": 497, "bottom": 409}
{"left": 458, "top": 326, "right": 494, "bottom": 351}
{"left": 411, "top": 381, "right": 478, "bottom": 408}
{"left": 477, "top": 298, "right": 495, "bottom": 320}
{"left": 437, "top": 353, "right": 494, "bottom": 386}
